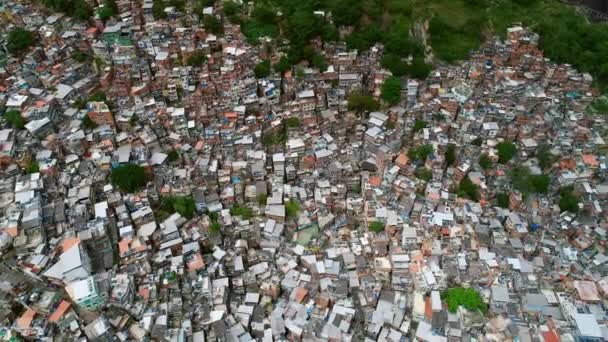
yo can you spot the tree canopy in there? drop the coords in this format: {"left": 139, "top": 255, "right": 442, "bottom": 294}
{"left": 159, "top": 196, "right": 196, "bottom": 219}
{"left": 510, "top": 165, "right": 550, "bottom": 194}
{"left": 41, "top": 0, "right": 92, "bottom": 20}
{"left": 559, "top": 187, "right": 579, "bottom": 213}
{"left": 187, "top": 51, "right": 207, "bottom": 67}
{"left": 458, "top": 177, "right": 480, "bottom": 202}
{"left": 111, "top": 164, "right": 147, "bottom": 193}
{"left": 254, "top": 60, "right": 272, "bottom": 78}
{"left": 347, "top": 93, "right": 380, "bottom": 113}
{"left": 7, "top": 28, "right": 35, "bottom": 54}
{"left": 4, "top": 110, "right": 26, "bottom": 129}
{"left": 408, "top": 144, "right": 433, "bottom": 163}
{"left": 230, "top": 205, "right": 254, "bottom": 220}
{"left": 496, "top": 141, "right": 517, "bottom": 164}
{"left": 445, "top": 144, "right": 457, "bottom": 167}
{"left": 285, "top": 200, "right": 300, "bottom": 219}
{"left": 369, "top": 221, "right": 385, "bottom": 233}
{"left": 381, "top": 76, "right": 401, "bottom": 105}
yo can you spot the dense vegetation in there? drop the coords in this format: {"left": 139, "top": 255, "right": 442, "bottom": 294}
{"left": 40, "top": 0, "right": 92, "bottom": 20}
{"left": 510, "top": 165, "right": 550, "bottom": 194}
{"left": 559, "top": 187, "right": 580, "bottom": 213}
{"left": 347, "top": 93, "right": 380, "bottom": 113}
{"left": 4, "top": 110, "right": 26, "bottom": 129}
{"left": 458, "top": 177, "right": 480, "bottom": 202}
{"left": 369, "top": 221, "right": 385, "bottom": 233}
{"left": 33, "top": 0, "right": 608, "bottom": 88}
{"left": 111, "top": 163, "right": 147, "bottom": 193}
{"left": 26, "top": 162, "right": 40, "bottom": 174}
{"left": 7, "top": 28, "right": 35, "bottom": 54}
{"left": 285, "top": 200, "right": 300, "bottom": 219}
{"left": 254, "top": 60, "right": 272, "bottom": 78}
{"left": 496, "top": 141, "right": 517, "bottom": 164}
{"left": 381, "top": 76, "right": 401, "bottom": 105}
{"left": 230, "top": 204, "right": 254, "bottom": 220}
{"left": 408, "top": 144, "right": 433, "bottom": 163}
{"left": 158, "top": 196, "right": 196, "bottom": 219}
{"left": 443, "top": 287, "right": 487, "bottom": 313}
{"left": 186, "top": 51, "right": 207, "bottom": 67}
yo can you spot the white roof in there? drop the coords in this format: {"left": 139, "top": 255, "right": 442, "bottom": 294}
{"left": 6, "top": 94, "right": 28, "bottom": 107}
{"left": 43, "top": 243, "right": 83, "bottom": 280}
{"left": 94, "top": 201, "right": 108, "bottom": 219}
{"left": 66, "top": 278, "right": 94, "bottom": 301}
{"left": 574, "top": 313, "right": 602, "bottom": 338}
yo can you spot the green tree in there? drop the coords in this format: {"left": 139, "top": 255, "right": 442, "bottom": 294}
{"left": 496, "top": 193, "right": 510, "bottom": 208}
{"left": 458, "top": 177, "right": 480, "bottom": 201}
{"left": 152, "top": 0, "right": 167, "bottom": 20}
{"left": 285, "top": 200, "right": 300, "bottom": 219}
{"left": 285, "top": 117, "right": 300, "bottom": 128}
{"left": 472, "top": 137, "right": 483, "bottom": 146}
{"left": 369, "top": 221, "right": 385, "bottom": 233}
{"left": 88, "top": 91, "right": 107, "bottom": 103}
{"left": 381, "top": 76, "right": 401, "bottom": 105}
{"left": 72, "top": 51, "right": 89, "bottom": 62}
{"left": 414, "top": 167, "right": 433, "bottom": 182}
{"left": 381, "top": 54, "right": 408, "bottom": 76}
{"left": 4, "top": 110, "right": 26, "bottom": 129}
{"left": 347, "top": 93, "right": 380, "bottom": 113}
{"left": 406, "top": 57, "right": 432, "bottom": 79}
{"left": 408, "top": 144, "right": 434, "bottom": 162}
{"left": 160, "top": 196, "right": 196, "bottom": 219}
{"left": 230, "top": 204, "right": 254, "bottom": 220}
{"left": 274, "top": 56, "right": 291, "bottom": 74}
{"left": 530, "top": 174, "right": 550, "bottom": 194}
{"left": 536, "top": 145, "right": 558, "bottom": 170}
{"left": 257, "top": 194, "right": 268, "bottom": 205}
{"left": 559, "top": 187, "right": 579, "bottom": 213}
{"left": 254, "top": 60, "right": 271, "bottom": 78}
{"left": 496, "top": 141, "right": 517, "bottom": 164}
{"left": 26, "top": 162, "right": 40, "bottom": 174}
{"left": 7, "top": 28, "right": 35, "bottom": 54}
{"left": 445, "top": 144, "right": 457, "bottom": 166}
{"left": 203, "top": 15, "right": 223, "bottom": 35}
{"left": 97, "top": 6, "right": 114, "bottom": 21}
{"left": 111, "top": 163, "right": 147, "bottom": 193}
{"left": 311, "top": 53, "right": 328, "bottom": 72}
{"left": 479, "top": 154, "right": 493, "bottom": 170}
{"left": 413, "top": 119, "right": 427, "bottom": 133}
{"left": 510, "top": 165, "right": 550, "bottom": 194}
{"left": 167, "top": 149, "right": 179, "bottom": 162}
{"left": 82, "top": 115, "right": 98, "bottom": 129}
{"left": 187, "top": 51, "right": 207, "bottom": 67}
